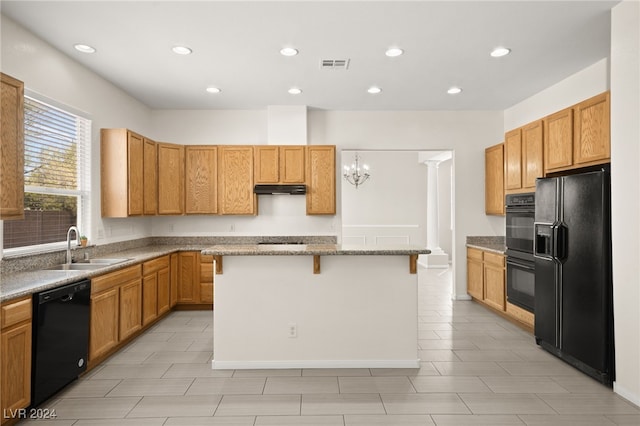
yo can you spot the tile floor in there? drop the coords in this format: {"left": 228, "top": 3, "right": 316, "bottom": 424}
{"left": 21, "top": 266, "right": 640, "bottom": 425}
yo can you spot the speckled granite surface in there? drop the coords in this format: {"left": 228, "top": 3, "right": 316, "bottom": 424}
{"left": 202, "top": 244, "right": 430, "bottom": 256}
{"left": 0, "top": 236, "right": 338, "bottom": 302}
{"left": 466, "top": 236, "right": 506, "bottom": 254}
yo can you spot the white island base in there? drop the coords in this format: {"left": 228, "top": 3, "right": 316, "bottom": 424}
{"left": 212, "top": 254, "right": 420, "bottom": 370}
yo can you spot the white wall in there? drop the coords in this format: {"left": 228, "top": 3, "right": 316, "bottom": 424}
{"left": 438, "top": 159, "right": 453, "bottom": 259}
{"left": 309, "top": 110, "right": 504, "bottom": 299}
{"left": 0, "top": 15, "right": 154, "bottom": 251}
{"left": 341, "top": 150, "right": 428, "bottom": 246}
{"left": 610, "top": 0, "right": 640, "bottom": 406}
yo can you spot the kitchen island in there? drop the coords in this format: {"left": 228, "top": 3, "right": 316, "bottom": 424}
{"left": 202, "top": 243, "right": 429, "bottom": 370}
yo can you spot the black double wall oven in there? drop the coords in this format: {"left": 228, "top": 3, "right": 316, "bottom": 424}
{"left": 505, "top": 193, "right": 535, "bottom": 313}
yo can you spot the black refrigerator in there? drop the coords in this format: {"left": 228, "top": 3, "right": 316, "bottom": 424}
{"left": 533, "top": 165, "right": 614, "bottom": 386}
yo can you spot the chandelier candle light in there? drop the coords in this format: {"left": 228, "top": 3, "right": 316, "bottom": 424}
{"left": 343, "top": 152, "right": 370, "bottom": 189}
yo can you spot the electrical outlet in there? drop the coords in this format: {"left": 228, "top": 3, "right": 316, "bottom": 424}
{"left": 287, "top": 322, "right": 297, "bottom": 338}
{"left": 229, "top": 224, "right": 235, "bottom": 232}
{"left": 97, "top": 228, "right": 104, "bottom": 239}
{"left": 169, "top": 223, "right": 174, "bottom": 232}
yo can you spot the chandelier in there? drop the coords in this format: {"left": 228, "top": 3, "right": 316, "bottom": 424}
{"left": 343, "top": 152, "right": 370, "bottom": 189}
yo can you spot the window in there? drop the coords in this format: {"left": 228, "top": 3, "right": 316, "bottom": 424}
{"left": 3, "top": 96, "right": 91, "bottom": 250}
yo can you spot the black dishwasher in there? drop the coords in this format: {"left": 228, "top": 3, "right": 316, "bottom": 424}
{"left": 31, "top": 279, "right": 91, "bottom": 407}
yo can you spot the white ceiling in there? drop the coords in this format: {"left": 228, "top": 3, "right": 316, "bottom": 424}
{"left": 1, "top": 1, "right": 618, "bottom": 111}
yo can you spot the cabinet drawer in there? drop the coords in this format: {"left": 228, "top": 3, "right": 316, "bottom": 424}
{"left": 466, "top": 247, "right": 483, "bottom": 261}
{"left": 143, "top": 255, "right": 170, "bottom": 275}
{"left": 483, "top": 252, "right": 505, "bottom": 267}
{"left": 92, "top": 265, "right": 141, "bottom": 293}
{"left": 1, "top": 296, "right": 32, "bottom": 329}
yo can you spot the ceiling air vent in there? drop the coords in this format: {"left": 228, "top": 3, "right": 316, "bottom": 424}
{"left": 320, "top": 59, "right": 350, "bottom": 70}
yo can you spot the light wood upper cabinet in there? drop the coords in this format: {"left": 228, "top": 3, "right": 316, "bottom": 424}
{"left": 485, "top": 143, "right": 504, "bottom": 215}
{"left": 254, "top": 146, "right": 280, "bottom": 183}
{"left": 0, "top": 73, "right": 25, "bottom": 220}
{"left": 521, "top": 120, "right": 544, "bottom": 189}
{"left": 544, "top": 92, "right": 610, "bottom": 174}
{"left": 505, "top": 120, "right": 544, "bottom": 193}
{"left": 280, "top": 146, "right": 306, "bottom": 183}
{"left": 101, "top": 129, "right": 144, "bottom": 217}
{"left": 306, "top": 145, "right": 336, "bottom": 215}
{"left": 1, "top": 296, "right": 32, "bottom": 421}
{"left": 573, "top": 92, "right": 610, "bottom": 166}
{"left": 143, "top": 138, "right": 157, "bottom": 215}
{"left": 218, "top": 145, "right": 256, "bottom": 215}
{"left": 157, "top": 142, "right": 184, "bottom": 215}
{"left": 504, "top": 128, "right": 522, "bottom": 191}
{"left": 185, "top": 145, "right": 218, "bottom": 214}
{"left": 544, "top": 107, "right": 574, "bottom": 173}
{"left": 254, "top": 145, "right": 306, "bottom": 184}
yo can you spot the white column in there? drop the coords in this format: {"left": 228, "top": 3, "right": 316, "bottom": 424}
{"left": 424, "top": 160, "right": 449, "bottom": 268}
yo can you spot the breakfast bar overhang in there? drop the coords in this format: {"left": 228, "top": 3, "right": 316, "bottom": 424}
{"left": 202, "top": 244, "right": 430, "bottom": 370}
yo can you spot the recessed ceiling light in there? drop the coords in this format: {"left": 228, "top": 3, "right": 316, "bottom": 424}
{"left": 367, "top": 86, "right": 382, "bottom": 94}
{"left": 288, "top": 87, "right": 302, "bottom": 95}
{"left": 447, "top": 86, "right": 463, "bottom": 95}
{"left": 280, "top": 47, "right": 299, "bottom": 57}
{"left": 385, "top": 47, "right": 404, "bottom": 57}
{"left": 172, "top": 45, "right": 192, "bottom": 55}
{"left": 206, "top": 87, "right": 221, "bottom": 94}
{"left": 74, "top": 44, "right": 96, "bottom": 54}
{"left": 490, "top": 47, "right": 511, "bottom": 58}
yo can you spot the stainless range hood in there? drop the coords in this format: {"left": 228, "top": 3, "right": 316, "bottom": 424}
{"left": 254, "top": 184, "right": 307, "bottom": 195}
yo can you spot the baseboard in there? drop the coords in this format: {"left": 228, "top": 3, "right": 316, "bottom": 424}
{"left": 211, "top": 359, "right": 421, "bottom": 370}
{"left": 455, "top": 294, "right": 473, "bottom": 301}
{"left": 614, "top": 382, "right": 640, "bottom": 408}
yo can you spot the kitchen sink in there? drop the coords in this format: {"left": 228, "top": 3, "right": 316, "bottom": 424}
{"left": 46, "top": 258, "right": 131, "bottom": 271}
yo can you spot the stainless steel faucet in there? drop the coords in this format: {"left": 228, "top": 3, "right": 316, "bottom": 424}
{"left": 66, "top": 226, "right": 80, "bottom": 264}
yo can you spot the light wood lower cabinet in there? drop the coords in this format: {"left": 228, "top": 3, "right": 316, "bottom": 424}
{"left": 483, "top": 252, "right": 506, "bottom": 311}
{"left": 177, "top": 251, "right": 214, "bottom": 306}
{"left": 142, "top": 256, "right": 170, "bottom": 326}
{"left": 170, "top": 253, "right": 179, "bottom": 308}
{"left": 1, "top": 296, "right": 32, "bottom": 423}
{"left": 89, "top": 265, "right": 142, "bottom": 362}
{"left": 466, "top": 248, "right": 506, "bottom": 312}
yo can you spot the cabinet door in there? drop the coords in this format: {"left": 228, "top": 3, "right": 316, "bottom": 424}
{"left": 89, "top": 288, "right": 119, "bottom": 361}
{"left": 544, "top": 108, "right": 573, "bottom": 173}
{"left": 306, "top": 146, "right": 336, "bottom": 215}
{"left": 573, "top": 92, "right": 610, "bottom": 166}
{"left": 178, "top": 251, "right": 199, "bottom": 303}
{"left": 0, "top": 73, "right": 25, "bottom": 220}
{"left": 119, "top": 279, "right": 142, "bottom": 340}
{"left": 157, "top": 266, "right": 171, "bottom": 315}
{"left": 143, "top": 138, "right": 157, "bottom": 215}
{"left": 127, "top": 132, "right": 144, "bottom": 216}
{"left": 170, "top": 253, "right": 178, "bottom": 308}
{"left": 466, "top": 248, "right": 484, "bottom": 300}
{"left": 483, "top": 253, "right": 506, "bottom": 311}
{"left": 504, "top": 129, "right": 522, "bottom": 190}
{"left": 280, "top": 146, "right": 306, "bottom": 183}
{"left": 254, "top": 146, "right": 279, "bottom": 184}
{"left": 157, "top": 142, "right": 184, "bottom": 215}
{"left": 218, "top": 146, "right": 256, "bottom": 215}
{"left": 521, "top": 120, "right": 544, "bottom": 189}
{"left": 1, "top": 322, "right": 31, "bottom": 416}
{"left": 185, "top": 145, "right": 218, "bottom": 214}
{"left": 485, "top": 143, "right": 504, "bottom": 215}
{"left": 142, "top": 273, "right": 158, "bottom": 326}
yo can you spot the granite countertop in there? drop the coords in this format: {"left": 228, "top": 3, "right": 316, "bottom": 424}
{"left": 0, "top": 244, "right": 197, "bottom": 302}
{"left": 466, "top": 236, "right": 506, "bottom": 255}
{"left": 0, "top": 238, "right": 426, "bottom": 302}
{"left": 202, "top": 244, "right": 430, "bottom": 256}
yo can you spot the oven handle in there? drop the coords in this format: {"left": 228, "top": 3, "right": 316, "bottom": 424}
{"left": 506, "top": 257, "right": 535, "bottom": 271}
{"left": 505, "top": 207, "right": 534, "bottom": 213}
